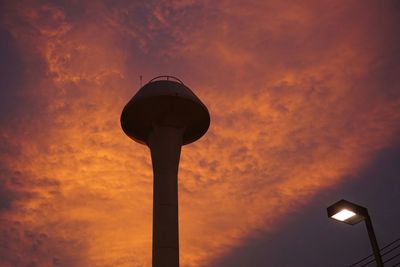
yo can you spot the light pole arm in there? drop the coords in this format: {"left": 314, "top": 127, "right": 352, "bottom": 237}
{"left": 364, "top": 215, "right": 384, "bottom": 267}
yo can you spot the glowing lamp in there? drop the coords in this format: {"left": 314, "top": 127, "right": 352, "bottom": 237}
{"left": 331, "top": 209, "right": 356, "bottom": 221}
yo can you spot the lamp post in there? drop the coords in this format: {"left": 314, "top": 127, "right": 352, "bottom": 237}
{"left": 327, "top": 199, "right": 384, "bottom": 267}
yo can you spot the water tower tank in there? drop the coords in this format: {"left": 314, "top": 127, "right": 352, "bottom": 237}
{"left": 121, "top": 76, "right": 210, "bottom": 145}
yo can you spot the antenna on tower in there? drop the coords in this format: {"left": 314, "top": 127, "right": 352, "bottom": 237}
{"left": 140, "top": 75, "right": 143, "bottom": 87}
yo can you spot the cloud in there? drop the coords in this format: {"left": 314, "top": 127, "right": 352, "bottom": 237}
{"left": 1, "top": 0, "right": 399, "bottom": 266}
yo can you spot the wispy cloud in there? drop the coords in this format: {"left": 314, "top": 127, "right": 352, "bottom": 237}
{"left": 1, "top": 0, "right": 399, "bottom": 266}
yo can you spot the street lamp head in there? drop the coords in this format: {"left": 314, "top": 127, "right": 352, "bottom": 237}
{"left": 326, "top": 199, "right": 384, "bottom": 267}
{"left": 327, "top": 199, "right": 369, "bottom": 225}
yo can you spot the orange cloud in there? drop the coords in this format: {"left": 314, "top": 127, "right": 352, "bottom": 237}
{"left": 1, "top": 0, "right": 399, "bottom": 266}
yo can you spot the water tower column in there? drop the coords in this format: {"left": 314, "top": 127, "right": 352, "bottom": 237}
{"left": 148, "top": 125, "right": 184, "bottom": 267}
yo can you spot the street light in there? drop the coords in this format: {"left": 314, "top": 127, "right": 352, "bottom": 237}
{"left": 327, "top": 199, "right": 384, "bottom": 267}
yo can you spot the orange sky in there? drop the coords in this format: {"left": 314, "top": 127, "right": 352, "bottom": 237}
{"left": 1, "top": 1, "right": 400, "bottom": 266}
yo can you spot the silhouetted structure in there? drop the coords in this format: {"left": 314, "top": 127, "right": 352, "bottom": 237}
{"left": 121, "top": 76, "right": 210, "bottom": 267}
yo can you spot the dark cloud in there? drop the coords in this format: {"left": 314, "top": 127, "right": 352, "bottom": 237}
{"left": 0, "top": 183, "right": 15, "bottom": 211}
{"left": 1, "top": 0, "right": 399, "bottom": 266}
{"left": 0, "top": 26, "right": 24, "bottom": 126}
{"left": 211, "top": 139, "right": 400, "bottom": 267}
{"left": 0, "top": 164, "right": 86, "bottom": 267}
{"left": 0, "top": 218, "right": 88, "bottom": 267}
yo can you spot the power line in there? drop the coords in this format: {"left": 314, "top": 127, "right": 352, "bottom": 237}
{"left": 349, "top": 238, "right": 400, "bottom": 267}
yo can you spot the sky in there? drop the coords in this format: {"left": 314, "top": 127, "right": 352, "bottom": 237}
{"left": 0, "top": 0, "right": 399, "bottom": 266}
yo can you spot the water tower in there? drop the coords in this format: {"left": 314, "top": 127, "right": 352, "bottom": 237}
{"left": 121, "top": 76, "right": 210, "bottom": 267}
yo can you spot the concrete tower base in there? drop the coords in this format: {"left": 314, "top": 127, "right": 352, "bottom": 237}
{"left": 149, "top": 125, "right": 184, "bottom": 267}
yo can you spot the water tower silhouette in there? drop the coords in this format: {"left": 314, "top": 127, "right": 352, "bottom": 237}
{"left": 121, "top": 76, "right": 210, "bottom": 267}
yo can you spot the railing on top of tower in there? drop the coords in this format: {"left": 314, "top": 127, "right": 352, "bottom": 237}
{"left": 145, "top": 76, "right": 203, "bottom": 103}
{"left": 148, "top": 76, "right": 185, "bottom": 84}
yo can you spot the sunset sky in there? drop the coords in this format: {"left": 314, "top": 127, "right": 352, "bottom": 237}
{"left": 1, "top": 1, "right": 399, "bottom": 266}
